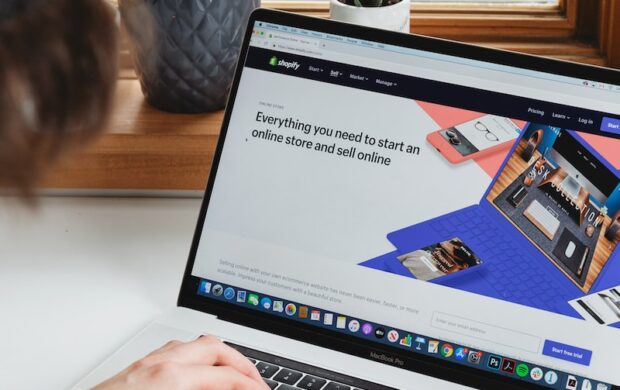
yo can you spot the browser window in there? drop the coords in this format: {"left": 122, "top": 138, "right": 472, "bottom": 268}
{"left": 191, "top": 20, "right": 620, "bottom": 389}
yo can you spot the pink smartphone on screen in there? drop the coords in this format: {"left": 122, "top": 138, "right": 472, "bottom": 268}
{"left": 427, "top": 114, "right": 521, "bottom": 164}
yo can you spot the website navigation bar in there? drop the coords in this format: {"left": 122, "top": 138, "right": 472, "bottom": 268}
{"left": 245, "top": 46, "right": 620, "bottom": 140}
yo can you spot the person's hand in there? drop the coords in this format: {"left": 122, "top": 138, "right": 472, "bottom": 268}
{"left": 94, "top": 335, "right": 269, "bottom": 390}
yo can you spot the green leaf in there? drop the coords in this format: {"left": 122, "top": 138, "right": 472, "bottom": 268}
{"left": 354, "top": 0, "right": 385, "bottom": 6}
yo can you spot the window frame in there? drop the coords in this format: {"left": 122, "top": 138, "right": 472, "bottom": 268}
{"left": 117, "top": 0, "right": 616, "bottom": 74}
{"left": 598, "top": 0, "right": 620, "bottom": 68}
{"left": 263, "top": 0, "right": 578, "bottom": 39}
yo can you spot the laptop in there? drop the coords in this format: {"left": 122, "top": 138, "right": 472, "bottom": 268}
{"left": 75, "top": 8, "right": 620, "bottom": 390}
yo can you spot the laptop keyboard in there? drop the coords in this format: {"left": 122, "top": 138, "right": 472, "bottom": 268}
{"left": 226, "top": 341, "right": 394, "bottom": 390}
{"left": 427, "top": 206, "right": 572, "bottom": 312}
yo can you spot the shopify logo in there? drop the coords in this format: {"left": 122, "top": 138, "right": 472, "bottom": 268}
{"left": 269, "top": 55, "right": 300, "bottom": 71}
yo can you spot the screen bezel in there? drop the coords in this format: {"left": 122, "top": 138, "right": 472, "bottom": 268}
{"left": 177, "top": 8, "right": 620, "bottom": 389}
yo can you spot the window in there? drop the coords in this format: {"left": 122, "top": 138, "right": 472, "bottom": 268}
{"left": 265, "top": 0, "right": 576, "bottom": 40}
{"left": 280, "top": 0, "right": 559, "bottom": 3}
{"left": 416, "top": 0, "right": 558, "bottom": 2}
{"left": 114, "top": 1, "right": 615, "bottom": 76}
{"left": 264, "top": 0, "right": 620, "bottom": 68}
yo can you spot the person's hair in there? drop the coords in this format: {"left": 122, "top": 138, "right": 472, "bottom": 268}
{"left": 0, "top": 0, "right": 118, "bottom": 195}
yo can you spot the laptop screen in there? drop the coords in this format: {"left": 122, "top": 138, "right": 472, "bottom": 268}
{"left": 189, "top": 16, "right": 620, "bottom": 389}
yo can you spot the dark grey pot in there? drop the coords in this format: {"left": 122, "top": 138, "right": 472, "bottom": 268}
{"left": 120, "top": 0, "right": 260, "bottom": 113}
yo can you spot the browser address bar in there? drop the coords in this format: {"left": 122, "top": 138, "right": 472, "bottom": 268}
{"left": 268, "top": 33, "right": 323, "bottom": 57}
{"left": 315, "top": 39, "right": 620, "bottom": 115}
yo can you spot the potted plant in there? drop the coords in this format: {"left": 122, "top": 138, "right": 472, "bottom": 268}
{"left": 330, "top": 0, "right": 411, "bottom": 33}
{"left": 119, "top": 0, "right": 260, "bottom": 113}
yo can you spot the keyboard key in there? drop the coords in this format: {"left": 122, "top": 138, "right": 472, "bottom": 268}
{"left": 256, "top": 362, "right": 280, "bottom": 378}
{"left": 273, "top": 368, "right": 303, "bottom": 385}
{"left": 298, "top": 375, "right": 328, "bottom": 389}
{"left": 324, "top": 382, "right": 351, "bottom": 390}
{"left": 276, "top": 385, "right": 298, "bottom": 390}
{"left": 225, "top": 342, "right": 383, "bottom": 390}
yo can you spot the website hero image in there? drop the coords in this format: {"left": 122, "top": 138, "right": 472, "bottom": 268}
{"left": 380, "top": 124, "right": 620, "bottom": 322}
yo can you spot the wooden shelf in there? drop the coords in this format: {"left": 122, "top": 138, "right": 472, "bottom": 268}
{"left": 42, "top": 80, "right": 223, "bottom": 190}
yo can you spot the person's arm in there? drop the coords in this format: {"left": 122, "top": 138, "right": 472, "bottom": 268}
{"left": 94, "top": 336, "right": 269, "bottom": 390}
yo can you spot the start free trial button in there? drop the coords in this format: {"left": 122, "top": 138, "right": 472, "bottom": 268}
{"left": 542, "top": 340, "right": 592, "bottom": 366}
{"left": 601, "top": 117, "right": 620, "bottom": 135}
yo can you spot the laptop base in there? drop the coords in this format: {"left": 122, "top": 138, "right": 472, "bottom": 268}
{"left": 72, "top": 307, "right": 465, "bottom": 390}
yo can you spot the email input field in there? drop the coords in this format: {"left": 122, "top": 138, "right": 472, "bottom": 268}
{"left": 431, "top": 312, "right": 542, "bottom": 353}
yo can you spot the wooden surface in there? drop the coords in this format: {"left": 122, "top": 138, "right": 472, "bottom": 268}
{"left": 41, "top": 81, "right": 223, "bottom": 190}
{"left": 603, "top": 0, "right": 620, "bottom": 67}
{"left": 592, "top": 0, "right": 620, "bottom": 68}
{"left": 487, "top": 140, "right": 618, "bottom": 293}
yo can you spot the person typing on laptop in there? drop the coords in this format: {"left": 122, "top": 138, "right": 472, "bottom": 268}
{"left": 0, "top": 0, "right": 267, "bottom": 389}
{"left": 5, "top": 2, "right": 620, "bottom": 389}
{"left": 93, "top": 336, "right": 268, "bottom": 390}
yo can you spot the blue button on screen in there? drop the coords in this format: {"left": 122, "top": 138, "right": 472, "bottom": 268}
{"left": 601, "top": 117, "right": 620, "bottom": 135}
{"left": 542, "top": 340, "right": 592, "bottom": 366}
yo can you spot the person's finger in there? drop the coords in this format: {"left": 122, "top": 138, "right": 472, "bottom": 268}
{"left": 181, "top": 365, "right": 270, "bottom": 390}
{"left": 158, "top": 336, "right": 264, "bottom": 384}
{"left": 146, "top": 340, "right": 184, "bottom": 357}
{"left": 112, "top": 340, "right": 185, "bottom": 379}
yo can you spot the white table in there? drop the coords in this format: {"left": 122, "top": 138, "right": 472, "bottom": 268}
{"left": 0, "top": 196, "right": 202, "bottom": 390}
